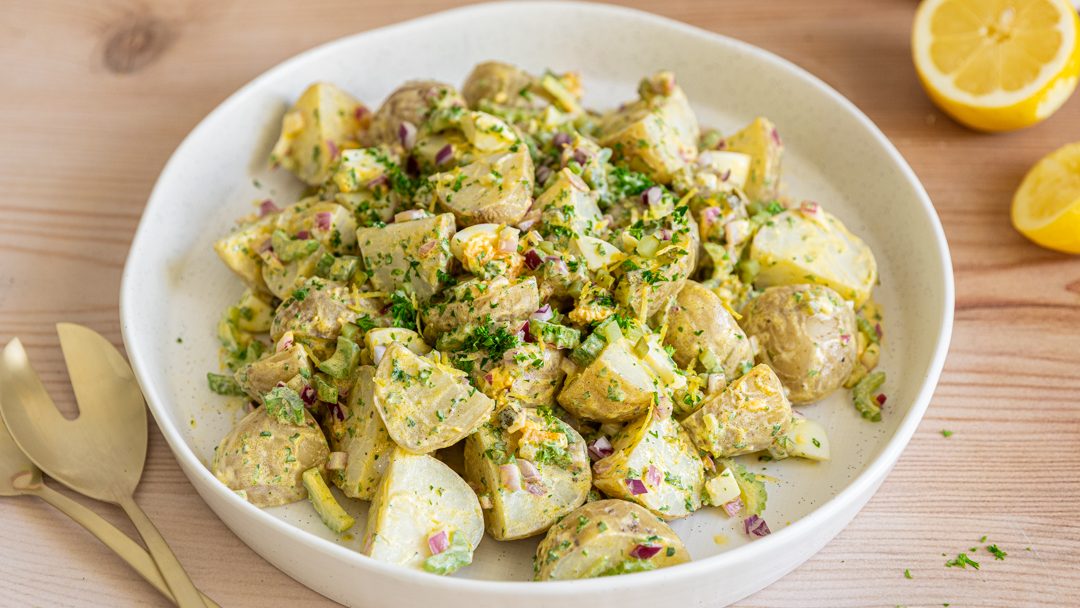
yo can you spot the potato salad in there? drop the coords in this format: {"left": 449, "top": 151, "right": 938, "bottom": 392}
{"left": 206, "top": 61, "right": 886, "bottom": 580}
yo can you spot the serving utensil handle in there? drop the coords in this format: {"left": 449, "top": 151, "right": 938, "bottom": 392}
{"left": 118, "top": 495, "right": 209, "bottom": 608}
{"left": 31, "top": 484, "right": 219, "bottom": 607}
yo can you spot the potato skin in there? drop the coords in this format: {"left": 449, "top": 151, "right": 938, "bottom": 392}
{"left": 740, "top": 284, "right": 857, "bottom": 404}
{"left": 462, "top": 61, "right": 545, "bottom": 110}
{"left": 432, "top": 149, "right": 534, "bottom": 227}
{"left": 234, "top": 343, "right": 313, "bottom": 403}
{"left": 362, "top": 80, "right": 465, "bottom": 147}
{"left": 664, "top": 280, "right": 754, "bottom": 378}
{"left": 534, "top": 499, "right": 689, "bottom": 580}
{"left": 270, "top": 279, "right": 382, "bottom": 343}
{"left": 681, "top": 364, "right": 793, "bottom": 458}
{"left": 211, "top": 407, "right": 330, "bottom": 507}
{"left": 557, "top": 339, "right": 659, "bottom": 424}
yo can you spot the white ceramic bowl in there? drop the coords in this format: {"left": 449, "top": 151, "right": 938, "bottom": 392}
{"left": 120, "top": 2, "right": 954, "bottom": 606}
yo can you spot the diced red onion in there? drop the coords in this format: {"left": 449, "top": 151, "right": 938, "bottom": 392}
{"left": 702, "top": 206, "right": 721, "bottom": 225}
{"left": 398, "top": 121, "right": 417, "bottom": 150}
{"left": 326, "top": 139, "right": 339, "bottom": 160}
{"left": 525, "top": 480, "right": 547, "bottom": 496}
{"left": 517, "top": 459, "right": 541, "bottom": 482}
{"left": 258, "top": 199, "right": 280, "bottom": 216}
{"left": 394, "top": 209, "right": 428, "bottom": 223}
{"left": 646, "top": 464, "right": 662, "bottom": 487}
{"left": 276, "top": 332, "right": 294, "bottom": 352}
{"left": 435, "top": 143, "right": 454, "bottom": 166}
{"left": 428, "top": 530, "right": 449, "bottom": 555}
{"left": 530, "top": 304, "right": 553, "bottom": 322}
{"left": 876, "top": 393, "right": 887, "bottom": 406}
{"left": 327, "top": 451, "right": 348, "bottom": 470}
{"left": 295, "top": 230, "right": 311, "bottom": 240}
{"left": 629, "top": 544, "right": 661, "bottom": 559}
{"left": 535, "top": 165, "right": 552, "bottom": 184}
{"left": 573, "top": 149, "right": 589, "bottom": 166}
{"left": 642, "top": 186, "right": 662, "bottom": 206}
{"left": 372, "top": 345, "right": 387, "bottom": 365}
{"left": 522, "top": 321, "right": 535, "bottom": 344}
{"left": 367, "top": 174, "right": 389, "bottom": 189}
{"left": 719, "top": 168, "right": 731, "bottom": 182}
{"left": 588, "top": 436, "right": 614, "bottom": 461}
{"left": 327, "top": 401, "right": 345, "bottom": 422}
{"left": 517, "top": 218, "right": 538, "bottom": 232}
{"left": 417, "top": 241, "right": 437, "bottom": 258}
{"left": 744, "top": 514, "right": 771, "bottom": 537}
{"left": 299, "top": 385, "right": 317, "bottom": 406}
{"left": 353, "top": 106, "right": 369, "bottom": 121}
{"left": 658, "top": 228, "right": 672, "bottom": 241}
{"left": 497, "top": 228, "right": 520, "bottom": 253}
{"left": 715, "top": 138, "right": 726, "bottom": 150}
{"left": 800, "top": 201, "right": 821, "bottom": 218}
{"left": 840, "top": 333, "right": 851, "bottom": 344}
{"left": 524, "top": 249, "right": 543, "bottom": 270}
{"left": 770, "top": 128, "right": 782, "bottom": 146}
{"left": 625, "top": 478, "right": 648, "bottom": 495}
{"left": 875, "top": 323, "right": 883, "bottom": 339}
{"left": 315, "top": 211, "right": 333, "bottom": 231}
{"left": 552, "top": 132, "right": 571, "bottom": 148}
{"left": 499, "top": 463, "right": 521, "bottom": 491}
{"left": 484, "top": 372, "right": 494, "bottom": 385}
{"left": 723, "top": 497, "right": 743, "bottom": 518}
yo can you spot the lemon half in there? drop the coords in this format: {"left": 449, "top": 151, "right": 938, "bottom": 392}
{"left": 1013, "top": 142, "right": 1080, "bottom": 253}
{"left": 913, "top": 0, "right": 1080, "bottom": 132}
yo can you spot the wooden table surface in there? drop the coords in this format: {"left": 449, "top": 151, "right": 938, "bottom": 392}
{"left": 2, "top": 0, "right": 1078, "bottom": 606}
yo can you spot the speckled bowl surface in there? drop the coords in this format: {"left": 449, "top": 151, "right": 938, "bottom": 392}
{"left": 120, "top": 2, "right": 954, "bottom": 606}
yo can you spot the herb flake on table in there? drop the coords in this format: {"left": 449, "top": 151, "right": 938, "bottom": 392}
{"left": 986, "top": 544, "right": 1007, "bottom": 560}
{"left": 904, "top": 568, "right": 913, "bottom": 579}
{"left": 945, "top": 552, "right": 980, "bottom": 570}
{"left": 940, "top": 429, "right": 953, "bottom": 438}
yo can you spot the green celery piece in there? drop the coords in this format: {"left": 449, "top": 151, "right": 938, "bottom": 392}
{"left": 263, "top": 386, "right": 306, "bottom": 426}
{"left": 272, "top": 229, "right": 319, "bottom": 262}
{"left": 313, "top": 374, "right": 339, "bottom": 403}
{"left": 423, "top": 532, "right": 474, "bottom": 575}
{"left": 318, "top": 336, "right": 360, "bottom": 379}
{"left": 206, "top": 372, "right": 245, "bottom": 396}
{"left": 530, "top": 319, "right": 581, "bottom": 350}
{"left": 302, "top": 468, "right": 355, "bottom": 534}
{"left": 328, "top": 256, "right": 360, "bottom": 282}
{"left": 570, "top": 332, "right": 606, "bottom": 367}
{"left": 852, "top": 371, "right": 886, "bottom": 422}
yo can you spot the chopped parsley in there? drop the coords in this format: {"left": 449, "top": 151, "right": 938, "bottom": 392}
{"left": 460, "top": 321, "right": 519, "bottom": 364}
{"left": 944, "top": 553, "right": 980, "bottom": 570}
{"left": 986, "top": 545, "right": 1007, "bottom": 561}
{"left": 941, "top": 429, "right": 953, "bottom": 438}
{"left": 388, "top": 290, "right": 418, "bottom": 331}
{"left": 903, "top": 569, "right": 912, "bottom": 580}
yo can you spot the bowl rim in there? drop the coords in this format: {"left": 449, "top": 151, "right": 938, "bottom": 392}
{"left": 120, "top": 0, "right": 955, "bottom": 594}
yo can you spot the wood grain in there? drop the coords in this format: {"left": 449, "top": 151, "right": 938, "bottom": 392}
{"left": 1, "top": 0, "right": 1078, "bottom": 606}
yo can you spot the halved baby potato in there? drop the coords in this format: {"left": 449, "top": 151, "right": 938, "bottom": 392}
{"left": 322, "top": 366, "right": 395, "bottom": 500}
{"left": 557, "top": 337, "right": 659, "bottom": 424}
{"left": 749, "top": 208, "right": 877, "bottom": 307}
{"left": 463, "top": 410, "right": 590, "bottom": 540}
{"left": 534, "top": 499, "right": 689, "bottom": 580}
{"left": 681, "top": 363, "right": 793, "bottom": 458}
{"left": 270, "top": 82, "right": 369, "bottom": 185}
{"left": 432, "top": 148, "right": 534, "bottom": 227}
{"left": 664, "top": 280, "right": 754, "bottom": 378}
{"left": 234, "top": 343, "right": 312, "bottom": 403}
{"left": 361, "top": 448, "right": 483, "bottom": 573}
{"left": 592, "top": 407, "right": 704, "bottom": 520}
{"left": 722, "top": 116, "right": 783, "bottom": 203}
{"left": 373, "top": 343, "right": 495, "bottom": 453}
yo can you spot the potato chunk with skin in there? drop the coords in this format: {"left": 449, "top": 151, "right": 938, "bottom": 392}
{"left": 598, "top": 72, "right": 699, "bottom": 184}
{"left": 557, "top": 338, "right": 659, "bottom": 423}
{"left": 234, "top": 343, "right": 312, "bottom": 403}
{"left": 741, "top": 284, "right": 857, "bottom": 404}
{"left": 535, "top": 168, "right": 603, "bottom": 237}
{"left": 463, "top": 411, "right": 590, "bottom": 540}
{"left": 750, "top": 207, "right": 878, "bottom": 306}
{"left": 362, "top": 80, "right": 464, "bottom": 147}
{"left": 462, "top": 61, "right": 547, "bottom": 110}
{"left": 472, "top": 344, "right": 565, "bottom": 408}
{"left": 664, "top": 280, "right": 754, "bottom": 378}
{"left": 214, "top": 215, "right": 276, "bottom": 291}
{"left": 722, "top": 117, "right": 783, "bottom": 203}
{"left": 270, "top": 82, "right": 369, "bottom": 186}
{"left": 211, "top": 407, "right": 330, "bottom": 507}
{"left": 593, "top": 407, "right": 704, "bottom": 520}
{"left": 431, "top": 148, "right": 534, "bottom": 227}
{"left": 534, "top": 499, "right": 688, "bottom": 580}
{"left": 421, "top": 276, "right": 540, "bottom": 343}
{"left": 681, "top": 364, "right": 793, "bottom": 458}
{"left": 322, "top": 366, "right": 394, "bottom": 500}
{"left": 373, "top": 343, "right": 495, "bottom": 454}
{"left": 356, "top": 213, "right": 456, "bottom": 301}
{"left": 270, "top": 278, "right": 382, "bottom": 343}
{"left": 361, "top": 448, "right": 483, "bottom": 572}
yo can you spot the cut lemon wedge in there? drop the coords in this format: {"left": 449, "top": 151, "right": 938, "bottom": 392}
{"left": 1013, "top": 142, "right": 1080, "bottom": 253}
{"left": 913, "top": 0, "right": 1080, "bottom": 131}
